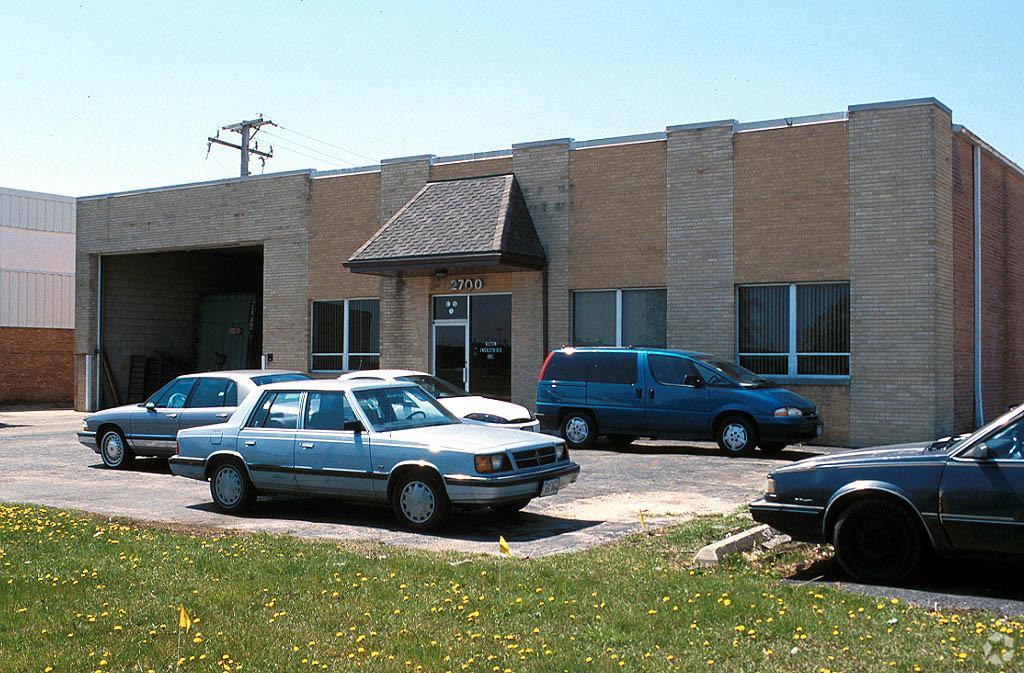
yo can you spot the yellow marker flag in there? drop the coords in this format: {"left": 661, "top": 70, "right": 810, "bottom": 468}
{"left": 178, "top": 605, "right": 192, "bottom": 631}
{"left": 638, "top": 509, "right": 646, "bottom": 532}
{"left": 498, "top": 535, "right": 511, "bottom": 556}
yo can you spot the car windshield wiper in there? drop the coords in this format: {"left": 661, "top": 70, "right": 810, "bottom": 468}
{"left": 925, "top": 434, "right": 969, "bottom": 452}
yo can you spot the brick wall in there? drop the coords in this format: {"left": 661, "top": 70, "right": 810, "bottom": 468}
{"left": 734, "top": 122, "right": 849, "bottom": 283}
{"left": 666, "top": 123, "right": 735, "bottom": 359}
{"left": 848, "top": 102, "right": 955, "bottom": 446}
{"left": 429, "top": 157, "right": 513, "bottom": 182}
{"left": 309, "top": 171, "right": 382, "bottom": 302}
{"left": 75, "top": 172, "right": 310, "bottom": 411}
{"left": 951, "top": 135, "right": 976, "bottom": 433}
{"left": 568, "top": 141, "right": 666, "bottom": 290}
{"left": 0, "top": 326, "right": 73, "bottom": 404}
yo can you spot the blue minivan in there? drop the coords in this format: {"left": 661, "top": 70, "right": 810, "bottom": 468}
{"left": 536, "top": 347, "right": 822, "bottom": 456}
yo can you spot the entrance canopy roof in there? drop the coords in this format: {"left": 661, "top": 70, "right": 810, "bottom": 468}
{"left": 345, "top": 174, "right": 546, "bottom": 276}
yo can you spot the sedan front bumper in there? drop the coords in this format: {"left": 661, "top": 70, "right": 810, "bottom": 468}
{"left": 77, "top": 431, "right": 98, "bottom": 452}
{"left": 444, "top": 462, "right": 580, "bottom": 506}
{"left": 749, "top": 497, "right": 824, "bottom": 543}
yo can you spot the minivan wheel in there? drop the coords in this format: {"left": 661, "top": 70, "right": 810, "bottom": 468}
{"left": 833, "top": 500, "right": 923, "bottom": 584}
{"left": 209, "top": 460, "right": 256, "bottom": 515}
{"left": 392, "top": 471, "right": 451, "bottom": 532}
{"left": 716, "top": 416, "right": 757, "bottom": 457}
{"left": 561, "top": 411, "right": 597, "bottom": 450}
{"left": 100, "top": 429, "right": 134, "bottom": 469}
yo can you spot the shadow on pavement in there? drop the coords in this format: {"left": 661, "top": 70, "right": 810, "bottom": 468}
{"left": 600, "top": 441, "right": 827, "bottom": 462}
{"left": 186, "top": 496, "right": 603, "bottom": 544}
{"left": 787, "top": 555, "right": 1024, "bottom": 615}
{"left": 87, "top": 458, "right": 173, "bottom": 475}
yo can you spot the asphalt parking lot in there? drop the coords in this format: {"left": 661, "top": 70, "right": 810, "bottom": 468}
{"left": 0, "top": 405, "right": 843, "bottom": 556}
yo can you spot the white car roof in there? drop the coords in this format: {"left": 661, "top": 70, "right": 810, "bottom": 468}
{"left": 337, "top": 369, "right": 426, "bottom": 381}
{"left": 259, "top": 379, "right": 416, "bottom": 392}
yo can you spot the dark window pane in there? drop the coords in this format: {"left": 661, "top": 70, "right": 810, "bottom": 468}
{"left": 348, "top": 299, "right": 379, "bottom": 353}
{"left": 541, "top": 351, "right": 593, "bottom": 381}
{"left": 738, "top": 285, "right": 789, "bottom": 354}
{"left": 311, "top": 300, "right": 345, "bottom": 356}
{"left": 264, "top": 391, "right": 301, "bottom": 430}
{"left": 311, "top": 355, "right": 345, "bottom": 372}
{"left": 348, "top": 355, "right": 380, "bottom": 371}
{"left": 649, "top": 354, "right": 696, "bottom": 385}
{"left": 797, "top": 355, "right": 849, "bottom": 376}
{"left": 797, "top": 283, "right": 850, "bottom": 355}
{"left": 470, "top": 294, "right": 512, "bottom": 401}
{"left": 573, "top": 291, "right": 616, "bottom": 346}
{"left": 622, "top": 289, "right": 666, "bottom": 348}
{"left": 156, "top": 378, "right": 195, "bottom": 408}
{"left": 589, "top": 352, "right": 637, "bottom": 384}
{"left": 188, "top": 378, "right": 232, "bottom": 408}
{"left": 433, "top": 295, "right": 467, "bottom": 320}
{"left": 248, "top": 392, "right": 275, "bottom": 428}
{"left": 250, "top": 373, "right": 310, "bottom": 386}
{"left": 304, "top": 391, "right": 356, "bottom": 430}
{"left": 739, "top": 355, "right": 788, "bottom": 375}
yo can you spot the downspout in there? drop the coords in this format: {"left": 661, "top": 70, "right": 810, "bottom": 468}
{"left": 973, "top": 142, "right": 984, "bottom": 428}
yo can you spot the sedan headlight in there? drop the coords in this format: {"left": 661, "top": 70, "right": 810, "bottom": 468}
{"left": 774, "top": 407, "right": 803, "bottom": 417}
{"left": 465, "top": 413, "right": 509, "bottom": 424}
{"left": 474, "top": 453, "right": 512, "bottom": 473}
{"left": 765, "top": 476, "right": 776, "bottom": 495}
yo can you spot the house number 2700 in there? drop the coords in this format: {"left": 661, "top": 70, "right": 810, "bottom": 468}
{"left": 450, "top": 278, "right": 484, "bottom": 291}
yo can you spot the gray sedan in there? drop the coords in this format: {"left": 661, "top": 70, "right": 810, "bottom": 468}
{"left": 169, "top": 380, "right": 580, "bottom": 531}
{"left": 78, "top": 370, "right": 309, "bottom": 468}
{"left": 751, "top": 404, "right": 1024, "bottom": 584}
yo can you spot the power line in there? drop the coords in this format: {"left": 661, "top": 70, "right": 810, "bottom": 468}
{"left": 273, "top": 124, "right": 376, "bottom": 163}
{"left": 260, "top": 130, "right": 360, "bottom": 166}
{"left": 270, "top": 140, "right": 352, "bottom": 168}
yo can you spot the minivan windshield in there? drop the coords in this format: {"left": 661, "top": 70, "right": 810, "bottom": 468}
{"left": 693, "top": 355, "right": 777, "bottom": 388}
{"left": 398, "top": 374, "right": 467, "bottom": 399}
{"left": 352, "top": 385, "right": 460, "bottom": 432}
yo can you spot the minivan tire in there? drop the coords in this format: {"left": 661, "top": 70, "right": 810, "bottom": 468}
{"left": 833, "top": 499, "right": 923, "bottom": 584}
{"left": 560, "top": 411, "right": 597, "bottom": 450}
{"left": 715, "top": 416, "right": 757, "bottom": 457}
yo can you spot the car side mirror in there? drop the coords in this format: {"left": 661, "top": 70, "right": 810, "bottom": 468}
{"left": 145, "top": 402, "right": 156, "bottom": 411}
{"left": 968, "top": 443, "right": 996, "bottom": 460}
{"left": 684, "top": 374, "right": 703, "bottom": 388}
{"left": 343, "top": 419, "right": 365, "bottom": 433}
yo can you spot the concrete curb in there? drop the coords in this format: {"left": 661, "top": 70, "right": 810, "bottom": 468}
{"left": 693, "top": 525, "right": 790, "bottom": 567}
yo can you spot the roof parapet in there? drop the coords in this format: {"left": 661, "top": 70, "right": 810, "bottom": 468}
{"left": 848, "top": 97, "right": 952, "bottom": 116}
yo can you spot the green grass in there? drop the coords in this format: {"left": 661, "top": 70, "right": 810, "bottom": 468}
{"left": 0, "top": 504, "right": 1018, "bottom": 673}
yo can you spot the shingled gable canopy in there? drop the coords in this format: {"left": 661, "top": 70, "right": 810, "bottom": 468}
{"left": 344, "top": 174, "right": 547, "bottom": 276}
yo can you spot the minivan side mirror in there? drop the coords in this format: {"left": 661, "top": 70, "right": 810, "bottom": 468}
{"left": 967, "top": 443, "right": 996, "bottom": 460}
{"left": 145, "top": 401, "right": 156, "bottom": 411}
{"left": 684, "top": 374, "right": 703, "bottom": 388}
{"left": 343, "top": 419, "right": 365, "bottom": 433}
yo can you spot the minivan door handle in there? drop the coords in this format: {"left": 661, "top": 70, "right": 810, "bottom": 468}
{"left": 635, "top": 387, "right": 642, "bottom": 399}
{"left": 649, "top": 388, "right": 655, "bottom": 400}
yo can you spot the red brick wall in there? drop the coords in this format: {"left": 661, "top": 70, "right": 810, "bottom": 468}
{"left": 980, "top": 147, "right": 1024, "bottom": 417}
{"left": 951, "top": 135, "right": 975, "bottom": 433}
{"left": 0, "top": 327, "right": 74, "bottom": 404}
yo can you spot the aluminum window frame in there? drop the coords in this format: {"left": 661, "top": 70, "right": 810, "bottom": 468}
{"left": 736, "top": 281, "right": 850, "bottom": 381}
{"left": 309, "top": 297, "right": 380, "bottom": 373}
{"left": 570, "top": 287, "right": 667, "bottom": 348}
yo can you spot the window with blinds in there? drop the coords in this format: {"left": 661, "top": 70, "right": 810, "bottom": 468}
{"left": 310, "top": 298, "right": 380, "bottom": 372}
{"left": 737, "top": 283, "right": 849, "bottom": 377}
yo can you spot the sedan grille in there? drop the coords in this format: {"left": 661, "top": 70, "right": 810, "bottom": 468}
{"left": 512, "top": 445, "right": 558, "bottom": 469}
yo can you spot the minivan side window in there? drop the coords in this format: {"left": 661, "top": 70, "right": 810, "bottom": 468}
{"left": 694, "top": 361, "right": 732, "bottom": 387}
{"left": 541, "top": 351, "right": 593, "bottom": 381}
{"left": 589, "top": 352, "right": 637, "bottom": 385}
{"left": 649, "top": 355, "right": 698, "bottom": 386}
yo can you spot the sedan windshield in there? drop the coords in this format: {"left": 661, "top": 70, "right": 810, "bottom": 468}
{"left": 353, "top": 386, "right": 459, "bottom": 432}
{"left": 693, "top": 355, "right": 776, "bottom": 388}
{"left": 398, "top": 374, "right": 468, "bottom": 399}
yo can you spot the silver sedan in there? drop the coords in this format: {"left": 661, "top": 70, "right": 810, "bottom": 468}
{"left": 169, "top": 380, "right": 580, "bottom": 531}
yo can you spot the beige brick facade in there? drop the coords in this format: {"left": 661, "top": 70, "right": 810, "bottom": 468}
{"left": 309, "top": 171, "right": 382, "bottom": 301}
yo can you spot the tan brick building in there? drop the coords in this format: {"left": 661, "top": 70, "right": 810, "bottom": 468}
{"left": 75, "top": 98, "right": 1024, "bottom": 447}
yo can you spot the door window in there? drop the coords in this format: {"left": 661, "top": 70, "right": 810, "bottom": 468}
{"left": 978, "top": 418, "right": 1024, "bottom": 460}
{"left": 188, "top": 378, "right": 238, "bottom": 408}
{"left": 304, "top": 392, "right": 356, "bottom": 431}
{"left": 434, "top": 324, "right": 467, "bottom": 390}
{"left": 247, "top": 391, "right": 302, "bottom": 429}
{"left": 155, "top": 378, "right": 196, "bottom": 408}
{"left": 589, "top": 353, "right": 637, "bottom": 384}
{"left": 649, "top": 355, "right": 697, "bottom": 386}
{"left": 540, "top": 351, "right": 593, "bottom": 381}
{"left": 469, "top": 294, "right": 512, "bottom": 401}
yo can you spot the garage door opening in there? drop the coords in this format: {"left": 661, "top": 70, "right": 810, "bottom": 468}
{"left": 98, "top": 246, "right": 263, "bottom": 408}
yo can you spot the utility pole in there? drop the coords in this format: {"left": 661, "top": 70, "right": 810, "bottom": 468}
{"left": 207, "top": 116, "right": 275, "bottom": 176}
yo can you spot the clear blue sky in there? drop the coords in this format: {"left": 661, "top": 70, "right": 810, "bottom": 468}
{"left": 2, "top": 1, "right": 1021, "bottom": 196}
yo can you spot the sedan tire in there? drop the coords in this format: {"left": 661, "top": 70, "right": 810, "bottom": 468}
{"left": 716, "top": 416, "right": 757, "bottom": 457}
{"left": 392, "top": 471, "right": 451, "bottom": 532}
{"left": 833, "top": 500, "right": 923, "bottom": 584}
{"left": 99, "top": 428, "right": 134, "bottom": 469}
{"left": 561, "top": 411, "right": 597, "bottom": 451}
{"left": 209, "top": 460, "right": 256, "bottom": 515}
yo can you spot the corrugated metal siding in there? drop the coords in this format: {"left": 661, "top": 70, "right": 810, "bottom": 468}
{"left": 0, "top": 270, "right": 74, "bottom": 328}
{"left": 0, "top": 187, "right": 75, "bottom": 234}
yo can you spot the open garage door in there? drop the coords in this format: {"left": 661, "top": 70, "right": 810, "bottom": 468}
{"left": 98, "top": 246, "right": 263, "bottom": 408}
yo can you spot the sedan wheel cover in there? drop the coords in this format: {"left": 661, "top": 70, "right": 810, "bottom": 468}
{"left": 215, "top": 467, "right": 243, "bottom": 507}
{"left": 400, "top": 481, "right": 436, "bottom": 524}
{"left": 102, "top": 434, "right": 123, "bottom": 463}
{"left": 722, "top": 423, "right": 748, "bottom": 451}
{"left": 565, "top": 417, "right": 589, "bottom": 444}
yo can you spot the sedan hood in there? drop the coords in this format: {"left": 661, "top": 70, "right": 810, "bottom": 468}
{"left": 438, "top": 396, "right": 532, "bottom": 422}
{"left": 384, "top": 423, "right": 558, "bottom": 454}
{"left": 774, "top": 441, "right": 941, "bottom": 473}
{"left": 86, "top": 403, "right": 143, "bottom": 421}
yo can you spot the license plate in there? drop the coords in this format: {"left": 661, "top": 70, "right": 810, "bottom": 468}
{"left": 539, "top": 478, "right": 560, "bottom": 497}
